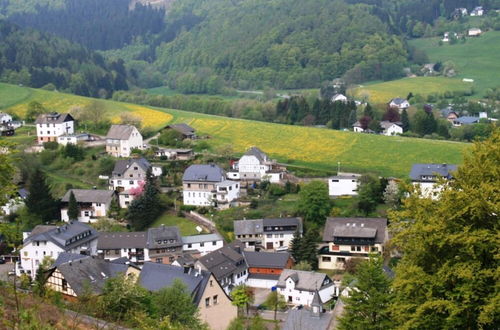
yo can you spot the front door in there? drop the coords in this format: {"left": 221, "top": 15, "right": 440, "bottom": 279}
{"left": 288, "top": 296, "right": 292, "bottom": 303}
{"left": 266, "top": 242, "right": 273, "bottom": 250}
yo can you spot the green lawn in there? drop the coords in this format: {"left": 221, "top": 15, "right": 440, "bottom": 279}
{"left": 151, "top": 212, "right": 204, "bottom": 236}
{"left": 409, "top": 30, "right": 500, "bottom": 95}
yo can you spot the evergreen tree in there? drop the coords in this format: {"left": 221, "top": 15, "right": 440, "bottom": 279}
{"left": 401, "top": 109, "right": 410, "bottom": 132}
{"left": 67, "top": 191, "right": 79, "bottom": 221}
{"left": 338, "top": 256, "right": 393, "bottom": 330}
{"left": 364, "top": 103, "right": 374, "bottom": 118}
{"left": 107, "top": 197, "right": 121, "bottom": 219}
{"left": 290, "top": 229, "right": 303, "bottom": 262}
{"left": 127, "top": 168, "right": 164, "bottom": 230}
{"left": 300, "top": 228, "right": 319, "bottom": 270}
{"left": 25, "top": 168, "right": 58, "bottom": 225}
{"left": 357, "top": 174, "right": 381, "bottom": 215}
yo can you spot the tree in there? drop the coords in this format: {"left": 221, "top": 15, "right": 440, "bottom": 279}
{"left": 383, "top": 107, "right": 400, "bottom": 123}
{"left": 357, "top": 174, "right": 381, "bottom": 215}
{"left": 293, "top": 260, "right": 312, "bottom": 271}
{"left": 364, "top": 103, "right": 374, "bottom": 118}
{"left": 300, "top": 228, "right": 320, "bottom": 270}
{"left": 0, "top": 141, "right": 16, "bottom": 207}
{"left": 390, "top": 130, "right": 500, "bottom": 329}
{"left": 297, "top": 181, "right": 331, "bottom": 225}
{"left": 67, "top": 191, "right": 79, "bottom": 221}
{"left": 107, "top": 198, "right": 121, "bottom": 219}
{"left": 33, "top": 256, "right": 55, "bottom": 297}
{"left": 25, "top": 101, "right": 45, "bottom": 121}
{"left": 359, "top": 115, "right": 371, "bottom": 130}
{"left": 401, "top": 109, "right": 410, "bottom": 132}
{"left": 231, "top": 285, "right": 254, "bottom": 316}
{"left": 368, "top": 119, "right": 382, "bottom": 133}
{"left": 25, "top": 168, "right": 59, "bottom": 225}
{"left": 338, "top": 256, "right": 393, "bottom": 330}
{"left": 264, "top": 291, "right": 286, "bottom": 320}
{"left": 127, "top": 168, "right": 164, "bottom": 230}
{"left": 152, "top": 279, "right": 205, "bottom": 328}
{"left": 383, "top": 181, "right": 400, "bottom": 209}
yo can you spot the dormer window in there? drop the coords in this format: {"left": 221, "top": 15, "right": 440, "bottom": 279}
{"left": 157, "top": 240, "right": 162, "bottom": 244}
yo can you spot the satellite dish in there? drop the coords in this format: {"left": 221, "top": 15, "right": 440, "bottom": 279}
{"left": 196, "top": 226, "right": 202, "bottom": 233}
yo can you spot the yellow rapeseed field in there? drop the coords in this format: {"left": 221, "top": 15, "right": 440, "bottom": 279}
{"left": 112, "top": 104, "right": 173, "bottom": 129}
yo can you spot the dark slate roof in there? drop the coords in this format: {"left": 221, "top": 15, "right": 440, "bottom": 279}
{"left": 166, "top": 123, "right": 196, "bottom": 136}
{"left": 440, "top": 108, "right": 458, "bottom": 117}
{"left": 182, "top": 233, "right": 223, "bottom": 245}
{"left": 24, "top": 222, "right": 98, "bottom": 251}
{"left": 35, "top": 112, "right": 73, "bottom": 125}
{"left": 106, "top": 124, "right": 138, "bottom": 140}
{"left": 332, "top": 226, "right": 377, "bottom": 239}
{"left": 244, "top": 147, "right": 268, "bottom": 162}
{"left": 234, "top": 219, "right": 264, "bottom": 236}
{"left": 139, "top": 262, "right": 210, "bottom": 305}
{"left": 182, "top": 164, "right": 226, "bottom": 182}
{"left": 18, "top": 188, "right": 29, "bottom": 199}
{"left": 277, "top": 270, "right": 332, "bottom": 292}
{"left": 112, "top": 158, "right": 150, "bottom": 176}
{"left": 54, "top": 256, "right": 128, "bottom": 296}
{"left": 282, "top": 309, "right": 333, "bottom": 330}
{"left": 97, "top": 231, "right": 147, "bottom": 249}
{"left": 380, "top": 121, "right": 402, "bottom": 129}
{"left": 322, "top": 218, "right": 387, "bottom": 244}
{"left": 52, "top": 252, "right": 88, "bottom": 268}
{"left": 61, "top": 189, "right": 115, "bottom": 204}
{"left": 197, "top": 241, "right": 247, "bottom": 280}
{"left": 146, "top": 226, "right": 182, "bottom": 249}
{"left": 389, "top": 98, "right": 408, "bottom": 105}
{"left": 263, "top": 217, "right": 302, "bottom": 232}
{"left": 454, "top": 116, "right": 480, "bottom": 125}
{"left": 409, "top": 163, "right": 458, "bottom": 181}
{"left": 243, "top": 251, "right": 291, "bottom": 269}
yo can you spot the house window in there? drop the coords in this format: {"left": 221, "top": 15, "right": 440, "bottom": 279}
{"left": 62, "top": 279, "right": 68, "bottom": 291}
{"left": 210, "top": 280, "right": 213, "bottom": 287}
{"left": 205, "top": 297, "right": 210, "bottom": 307}
{"left": 212, "top": 241, "right": 217, "bottom": 246}
{"left": 96, "top": 203, "right": 101, "bottom": 207}
{"left": 213, "top": 295, "right": 218, "bottom": 305}
{"left": 371, "top": 246, "right": 379, "bottom": 252}
{"left": 188, "top": 244, "right": 192, "bottom": 248}
{"left": 117, "top": 180, "right": 122, "bottom": 185}
{"left": 84, "top": 211, "right": 90, "bottom": 217}
{"left": 156, "top": 258, "right": 162, "bottom": 263}
{"left": 129, "top": 181, "right": 134, "bottom": 184}
{"left": 200, "top": 242, "right": 205, "bottom": 247}
{"left": 322, "top": 256, "right": 331, "bottom": 262}
{"left": 187, "top": 183, "right": 191, "bottom": 188}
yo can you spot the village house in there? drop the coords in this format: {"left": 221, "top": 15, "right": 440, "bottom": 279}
{"left": 164, "top": 123, "right": 197, "bottom": 139}
{"left": 146, "top": 225, "right": 184, "bottom": 264}
{"left": 57, "top": 133, "right": 96, "bottom": 146}
{"left": 388, "top": 98, "right": 410, "bottom": 112}
{"left": 410, "top": 163, "right": 457, "bottom": 199}
{"left": 155, "top": 147, "right": 194, "bottom": 160}
{"left": 244, "top": 251, "right": 294, "bottom": 288}
{"left": 1, "top": 188, "right": 28, "bottom": 216}
{"left": 380, "top": 121, "right": 403, "bottom": 136}
{"left": 17, "top": 222, "right": 98, "bottom": 278}
{"left": 331, "top": 93, "right": 347, "bottom": 103}
{"left": 453, "top": 116, "right": 481, "bottom": 126}
{"left": 35, "top": 112, "right": 74, "bottom": 144}
{"left": 468, "top": 28, "right": 482, "bottom": 37}
{"left": 105, "top": 124, "right": 143, "bottom": 157}
{"left": 109, "top": 158, "right": 162, "bottom": 208}
{"left": 182, "top": 164, "right": 240, "bottom": 209}
{"left": 441, "top": 108, "right": 459, "bottom": 123}
{"left": 328, "top": 173, "right": 360, "bottom": 197}
{"left": 195, "top": 241, "right": 248, "bottom": 294}
{"left": 234, "top": 217, "right": 302, "bottom": 251}
{"left": 318, "top": 218, "right": 388, "bottom": 270}
{"left": 0, "top": 112, "right": 13, "bottom": 124}
{"left": 45, "top": 254, "right": 139, "bottom": 298}
{"left": 282, "top": 291, "right": 333, "bottom": 330}
{"left": 60, "top": 189, "right": 116, "bottom": 223}
{"left": 276, "top": 269, "right": 338, "bottom": 306}
{"left": 139, "top": 262, "right": 237, "bottom": 330}
{"left": 470, "top": 6, "right": 484, "bottom": 16}
{"left": 352, "top": 121, "right": 365, "bottom": 133}
{"left": 228, "top": 146, "right": 284, "bottom": 183}
{"left": 182, "top": 233, "right": 224, "bottom": 256}
{"left": 98, "top": 231, "right": 148, "bottom": 264}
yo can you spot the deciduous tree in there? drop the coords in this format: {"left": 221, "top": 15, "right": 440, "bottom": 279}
{"left": 297, "top": 181, "right": 331, "bottom": 225}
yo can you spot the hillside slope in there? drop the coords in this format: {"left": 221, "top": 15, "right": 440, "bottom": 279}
{"left": 0, "top": 83, "right": 468, "bottom": 177}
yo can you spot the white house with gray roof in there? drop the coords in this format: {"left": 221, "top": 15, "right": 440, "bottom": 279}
{"left": 60, "top": 189, "right": 116, "bottom": 223}
{"left": 97, "top": 231, "right": 149, "bottom": 263}
{"left": 182, "top": 233, "right": 224, "bottom": 256}
{"left": 105, "top": 124, "right": 143, "bottom": 157}
{"left": 277, "top": 269, "right": 339, "bottom": 306}
{"left": 228, "top": 146, "right": 284, "bottom": 183}
{"left": 183, "top": 164, "right": 239, "bottom": 209}
{"left": 328, "top": 173, "right": 361, "bottom": 197}
{"left": 318, "top": 218, "right": 388, "bottom": 270}
{"left": 410, "top": 163, "right": 458, "bottom": 199}
{"left": 35, "top": 112, "right": 74, "bottom": 144}
{"left": 17, "top": 222, "right": 98, "bottom": 278}
{"left": 388, "top": 98, "right": 410, "bottom": 112}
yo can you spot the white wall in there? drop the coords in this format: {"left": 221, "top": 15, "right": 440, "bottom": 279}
{"left": 329, "top": 178, "right": 359, "bottom": 196}
{"left": 0, "top": 113, "right": 12, "bottom": 123}
{"left": 384, "top": 124, "right": 403, "bottom": 136}
{"left": 263, "top": 233, "right": 295, "bottom": 250}
{"left": 353, "top": 127, "right": 364, "bottom": 133}
{"left": 246, "top": 277, "right": 277, "bottom": 289}
{"left": 61, "top": 202, "right": 110, "bottom": 223}
{"left": 183, "top": 240, "right": 224, "bottom": 256}
{"left": 183, "top": 190, "right": 214, "bottom": 206}
{"left": 238, "top": 155, "right": 269, "bottom": 176}
{"left": 277, "top": 278, "right": 336, "bottom": 306}
{"left": 36, "top": 121, "right": 74, "bottom": 142}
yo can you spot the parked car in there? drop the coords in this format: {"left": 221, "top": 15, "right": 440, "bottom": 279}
{"left": 0, "top": 258, "right": 6, "bottom": 264}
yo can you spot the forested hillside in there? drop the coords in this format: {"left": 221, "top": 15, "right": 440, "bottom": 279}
{"left": 0, "top": 20, "right": 128, "bottom": 97}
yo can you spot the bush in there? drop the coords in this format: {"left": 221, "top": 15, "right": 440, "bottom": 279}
{"left": 43, "top": 141, "right": 59, "bottom": 150}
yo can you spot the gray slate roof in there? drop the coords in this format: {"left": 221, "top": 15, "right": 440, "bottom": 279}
{"left": 98, "top": 232, "right": 147, "bottom": 249}
{"left": 390, "top": 98, "right": 408, "bottom": 105}
{"left": 166, "top": 123, "right": 196, "bottom": 136}
{"left": 380, "top": 121, "right": 402, "bottom": 129}
{"left": 35, "top": 112, "right": 73, "bottom": 125}
{"left": 244, "top": 147, "right": 268, "bottom": 162}
{"left": 263, "top": 217, "right": 302, "bottom": 230}
{"left": 234, "top": 219, "right": 264, "bottom": 236}
{"left": 322, "top": 218, "right": 387, "bottom": 244}
{"left": 139, "top": 262, "right": 210, "bottom": 305}
{"left": 146, "top": 225, "right": 182, "bottom": 249}
{"left": 24, "top": 222, "right": 98, "bottom": 251}
{"left": 182, "top": 164, "right": 226, "bottom": 182}
{"left": 454, "top": 116, "right": 480, "bottom": 125}
{"left": 197, "top": 241, "right": 247, "bottom": 280}
{"left": 441, "top": 108, "right": 458, "bottom": 117}
{"left": 61, "top": 189, "right": 115, "bottom": 204}
{"left": 52, "top": 252, "right": 88, "bottom": 268}
{"left": 277, "top": 269, "right": 332, "bottom": 292}
{"left": 409, "top": 163, "right": 458, "bottom": 181}
{"left": 106, "top": 124, "right": 138, "bottom": 140}
{"left": 182, "top": 233, "right": 223, "bottom": 245}
{"left": 53, "top": 256, "right": 128, "bottom": 296}
{"left": 243, "top": 251, "right": 291, "bottom": 269}
{"left": 112, "top": 158, "right": 150, "bottom": 176}
{"left": 282, "top": 309, "right": 333, "bottom": 330}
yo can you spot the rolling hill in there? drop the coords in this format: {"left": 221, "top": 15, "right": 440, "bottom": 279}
{"left": 0, "top": 83, "right": 469, "bottom": 177}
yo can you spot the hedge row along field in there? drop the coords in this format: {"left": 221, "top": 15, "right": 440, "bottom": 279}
{"left": 0, "top": 83, "right": 469, "bottom": 177}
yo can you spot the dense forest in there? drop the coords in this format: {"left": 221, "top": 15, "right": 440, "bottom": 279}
{"left": 0, "top": 20, "right": 128, "bottom": 97}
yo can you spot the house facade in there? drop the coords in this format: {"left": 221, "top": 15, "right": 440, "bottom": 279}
{"left": 276, "top": 269, "right": 339, "bottom": 306}
{"left": 60, "top": 189, "right": 116, "bottom": 223}
{"left": 229, "top": 147, "right": 284, "bottom": 183}
{"left": 468, "top": 28, "right": 482, "bottom": 36}
{"left": 182, "top": 164, "right": 240, "bottom": 209}
{"left": 234, "top": 217, "right": 303, "bottom": 251}
{"left": 328, "top": 174, "right": 360, "bottom": 197}
{"left": 164, "top": 123, "right": 197, "bottom": 139}
{"left": 182, "top": 233, "right": 224, "bottom": 256}
{"left": 17, "top": 222, "right": 98, "bottom": 278}
{"left": 57, "top": 133, "right": 95, "bottom": 146}
{"left": 0, "top": 112, "right": 13, "bottom": 124}
{"left": 35, "top": 112, "right": 74, "bottom": 144}
{"left": 388, "top": 98, "right": 410, "bottom": 111}
{"left": 105, "top": 124, "right": 143, "bottom": 157}
{"left": 410, "top": 163, "right": 457, "bottom": 199}
{"left": 331, "top": 93, "right": 347, "bottom": 103}
{"left": 146, "top": 225, "right": 184, "bottom": 264}
{"left": 155, "top": 148, "right": 194, "bottom": 160}
{"left": 98, "top": 231, "right": 149, "bottom": 263}
{"left": 318, "top": 218, "right": 388, "bottom": 270}
{"left": 244, "top": 251, "right": 294, "bottom": 288}
{"left": 380, "top": 121, "right": 403, "bottom": 136}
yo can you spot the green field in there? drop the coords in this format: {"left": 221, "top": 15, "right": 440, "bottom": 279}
{"left": 351, "top": 77, "right": 471, "bottom": 104}
{"left": 409, "top": 30, "right": 500, "bottom": 94}
{"left": 151, "top": 212, "right": 205, "bottom": 236}
{"left": 0, "top": 83, "right": 469, "bottom": 178}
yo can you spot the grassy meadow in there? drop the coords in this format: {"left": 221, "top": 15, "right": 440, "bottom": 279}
{"left": 0, "top": 83, "right": 469, "bottom": 178}
{"left": 409, "top": 30, "right": 500, "bottom": 95}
